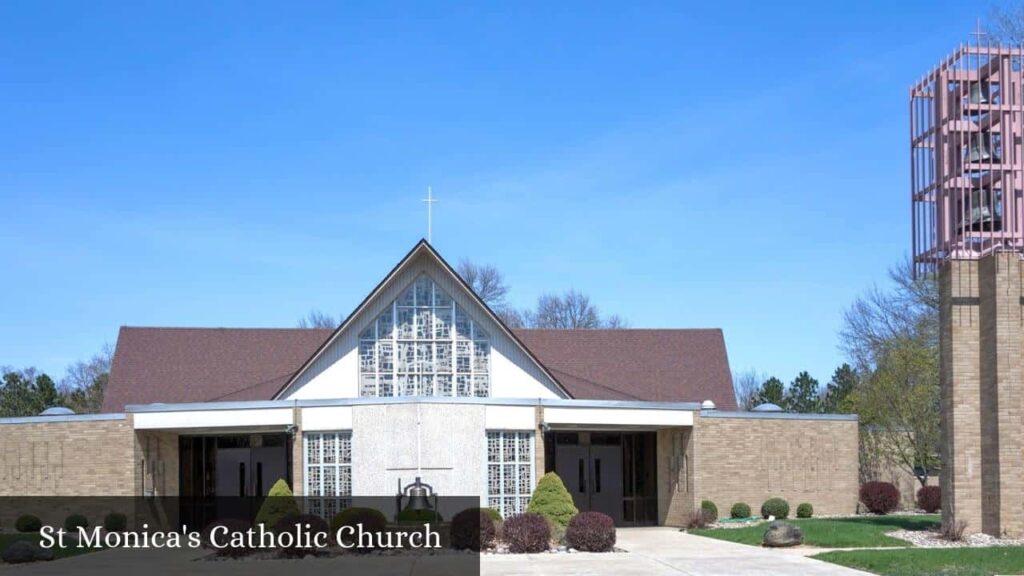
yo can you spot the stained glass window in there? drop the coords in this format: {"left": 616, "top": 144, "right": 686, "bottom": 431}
{"left": 486, "top": 431, "right": 534, "bottom": 517}
{"left": 358, "top": 275, "right": 491, "bottom": 397}
{"left": 304, "top": 432, "right": 352, "bottom": 518}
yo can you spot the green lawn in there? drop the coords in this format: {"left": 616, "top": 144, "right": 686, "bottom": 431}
{"left": 690, "top": 515, "right": 940, "bottom": 548}
{"left": 0, "top": 533, "right": 97, "bottom": 562}
{"left": 813, "top": 547, "right": 1024, "bottom": 576}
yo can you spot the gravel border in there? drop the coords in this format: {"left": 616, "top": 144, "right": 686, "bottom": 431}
{"left": 889, "top": 528, "right": 1024, "bottom": 548}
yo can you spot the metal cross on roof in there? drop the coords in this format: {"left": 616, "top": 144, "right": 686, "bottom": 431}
{"left": 421, "top": 186, "right": 438, "bottom": 243}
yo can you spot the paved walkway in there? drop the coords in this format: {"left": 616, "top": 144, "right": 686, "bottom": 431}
{"left": 481, "top": 528, "right": 874, "bottom": 576}
{"left": 1, "top": 529, "right": 872, "bottom": 576}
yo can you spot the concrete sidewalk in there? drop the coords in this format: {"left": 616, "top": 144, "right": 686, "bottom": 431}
{"left": 481, "top": 527, "right": 873, "bottom": 575}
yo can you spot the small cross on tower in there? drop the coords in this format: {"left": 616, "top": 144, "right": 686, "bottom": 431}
{"left": 971, "top": 17, "right": 987, "bottom": 46}
{"left": 422, "top": 186, "right": 438, "bottom": 243}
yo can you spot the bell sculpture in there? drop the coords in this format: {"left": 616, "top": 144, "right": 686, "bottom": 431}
{"left": 396, "top": 477, "right": 439, "bottom": 522}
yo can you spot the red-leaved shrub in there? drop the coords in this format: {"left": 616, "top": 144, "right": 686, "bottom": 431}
{"left": 451, "top": 508, "right": 497, "bottom": 551}
{"left": 565, "top": 511, "right": 615, "bottom": 552}
{"left": 503, "top": 512, "right": 551, "bottom": 553}
{"left": 860, "top": 481, "right": 900, "bottom": 515}
{"left": 917, "top": 485, "right": 941, "bottom": 513}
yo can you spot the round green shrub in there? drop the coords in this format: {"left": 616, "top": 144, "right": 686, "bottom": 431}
{"left": 64, "top": 514, "right": 89, "bottom": 532}
{"left": 526, "top": 472, "right": 579, "bottom": 529}
{"left": 730, "top": 502, "right": 751, "bottom": 519}
{"left": 15, "top": 514, "right": 42, "bottom": 533}
{"left": 331, "top": 507, "right": 388, "bottom": 548}
{"left": 760, "top": 498, "right": 790, "bottom": 519}
{"left": 481, "top": 507, "right": 503, "bottom": 523}
{"left": 796, "top": 503, "right": 813, "bottom": 518}
{"left": 272, "top": 513, "right": 329, "bottom": 558}
{"left": 103, "top": 512, "right": 128, "bottom": 532}
{"left": 396, "top": 508, "right": 443, "bottom": 523}
{"left": 700, "top": 500, "right": 718, "bottom": 522}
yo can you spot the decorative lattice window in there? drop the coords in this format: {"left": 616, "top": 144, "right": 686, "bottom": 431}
{"left": 359, "top": 275, "right": 491, "bottom": 397}
{"left": 486, "top": 431, "right": 534, "bottom": 518}
{"left": 304, "top": 432, "right": 352, "bottom": 518}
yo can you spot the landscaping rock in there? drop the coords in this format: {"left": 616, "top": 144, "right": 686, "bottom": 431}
{"left": 762, "top": 521, "right": 803, "bottom": 548}
{"left": 1, "top": 540, "right": 55, "bottom": 564}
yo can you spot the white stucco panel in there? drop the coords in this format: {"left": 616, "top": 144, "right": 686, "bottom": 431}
{"left": 485, "top": 406, "right": 536, "bottom": 430}
{"left": 300, "top": 406, "right": 353, "bottom": 431}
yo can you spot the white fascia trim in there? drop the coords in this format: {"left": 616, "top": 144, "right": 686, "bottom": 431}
{"left": 543, "top": 407, "right": 693, "bottom": 428}
{"left": 485, "top": 405, "right": 535, "bottom": 430}
{"left": 133, "top": 408, "right": 294, "bottom": 430}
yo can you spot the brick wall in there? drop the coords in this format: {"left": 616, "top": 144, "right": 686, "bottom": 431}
{"left": 0, "top": 417, "right": 134, "bottom": 497}
{"left": 941, "top": 259, "right": 984, "bottom": 533}
{"left": 693, "top": 415, "right": 859, "bottom": 518}
{"left": 657, "top": 426, "right": 694, "bottom": 525}
{"left": 134, "top": 429, "right": 179, "bottom": 497}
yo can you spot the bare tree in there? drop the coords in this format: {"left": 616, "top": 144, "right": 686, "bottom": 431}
{"left": 59, "top": 344, "right": 113, "bottom": 414}
{"left": 841, "top": 259, "right": 939, "bottom": 487}
{"left": 456, "top": 260, "right": 510, "bottom": 307}
{"left": 298, "top": 309, "right": 342, "bottom": 329}
{"left": 732, "top": 369, "right": 766, "bottom": 411}
{"left": 531, "top": 290, "right": 603, "bottom": 329}
{"left": 990, "top": 4, "right": 1024, "bottom": 44}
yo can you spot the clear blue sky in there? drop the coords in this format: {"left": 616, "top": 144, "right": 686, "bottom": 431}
{"left": 0, "top": 1, "right": 991, "bottom": 388}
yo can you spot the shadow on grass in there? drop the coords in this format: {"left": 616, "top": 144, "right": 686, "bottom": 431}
{"left": 828, "top": 514, "right": 940, "bottom": 531}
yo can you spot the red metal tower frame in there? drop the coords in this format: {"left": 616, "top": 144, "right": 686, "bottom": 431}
{"left": 911, "top": 39, "right": 1024, "bottom": 276}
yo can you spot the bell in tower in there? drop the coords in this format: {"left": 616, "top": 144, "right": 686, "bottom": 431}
{"left": 968, "top": 81, "right": 990, "bottom": 105}
{"left": 966, "top": 132, "right": 1000, "bottom": 163}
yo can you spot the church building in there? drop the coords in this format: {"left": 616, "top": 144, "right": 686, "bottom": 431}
{"left": 0, "top": 240, "right": 859, "bottom": 526}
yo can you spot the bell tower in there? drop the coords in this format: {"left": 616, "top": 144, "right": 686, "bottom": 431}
{"left": 911, "top": 31, "right": 1024, "bottom": 537}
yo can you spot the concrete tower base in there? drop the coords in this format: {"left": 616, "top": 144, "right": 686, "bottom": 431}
{"left": 941, "top": 253, "right": 1024, "bottom": 537}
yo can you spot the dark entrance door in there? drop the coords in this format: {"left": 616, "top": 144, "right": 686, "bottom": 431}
{"left": 549, "top": 431, "right": 656, "bottom": 526}
{"left": 179, "top": 433, "right": 291, "bottom": 527}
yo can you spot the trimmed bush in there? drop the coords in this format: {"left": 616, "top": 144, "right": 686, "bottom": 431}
{"left": 760, "top": 498, "right": 790, "bottom": 519}
{"left": 15, "top": 514, "right": 42, "bottom": 533}
{"left": 503, "top": 512, "right": 551, "bottom": 553}
{"left": 254, "top": 479, "right": 300, "bottom": 528}
{"left": 917, "top": 485, "right": 941, "bottom": 514}
{"left": 796, "top": 503, "right": 813, "bottom": 519}
{"left": 451, "top": 508, "right": 497, "bottom": 551}
{"left": 272, "top": 513, "right": 330, "bottom": 558}
{"left": 526, "top": 472, "right": 578, "bottom": 529}
{"left": 565, "top": 511, "right": 615, "bottom": 552}
{"left": 202, "top": 518, "right": 253, "bottom": 557}
{"left": 331, "top": 507, "right": 388, "bottom": 547}
{"left": 730, "top": 502, "right": 751, "bottom": 519}
{"left": 103, "top": 512, "right": 128, "bottom": 532}
{"left": 64, "top": 514, "right": 88, "bottom": 532}
{"left": 860, "top": 481, "right": 900, "bottom": 515}
{"left": 700, "top": 500, "right": 718, "bottom": 522}
{"left": 481, "top": 507, "right": 503, "bottom": 523}
{"left": 397, "top": 508, "right": 443, "bottom": 523}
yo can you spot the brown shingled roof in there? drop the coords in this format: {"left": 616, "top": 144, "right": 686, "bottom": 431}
{"left": 513, "top": 329, "right": 736, "bottom": 409}
{"left": 103, "top": 326, "right": 735, "bottom": 412}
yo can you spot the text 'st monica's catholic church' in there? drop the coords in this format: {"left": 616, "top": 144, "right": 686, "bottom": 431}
{"left": 0, "top": 240, "right": 859, "bottom": 526}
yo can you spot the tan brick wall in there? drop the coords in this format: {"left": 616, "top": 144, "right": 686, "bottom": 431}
{"left": 0, "top": 417, "right": 134, "bottom": 497}
{"left": 978, "top": 254, "right": 1024, "bottom": 537}
{"left": 657, "top": 426, "right": 695, "bottom": 526}
{"left": 940, "top": 259, "right": 984, "bottom": 532}
{"left": 534, "top": 406, "right": 544, "bottom": 489}
{"left": 134, "top": 429, "right": 179, "bottom": 497}
{"left": 694, "top": 416, "right": 859, "bottom": 518}
{"left": 292, "top": 408, "right": 304, "bottom": 495}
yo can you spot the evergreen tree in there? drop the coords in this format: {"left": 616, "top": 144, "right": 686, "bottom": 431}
{"left": 821, "top": 363, "right": 857, "bottom": 413}
{"left": 784, "top": 371, "right": 821, "bottom": 413}
{"left": 751, "top": 377, "right": 785, "bottom": 407}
